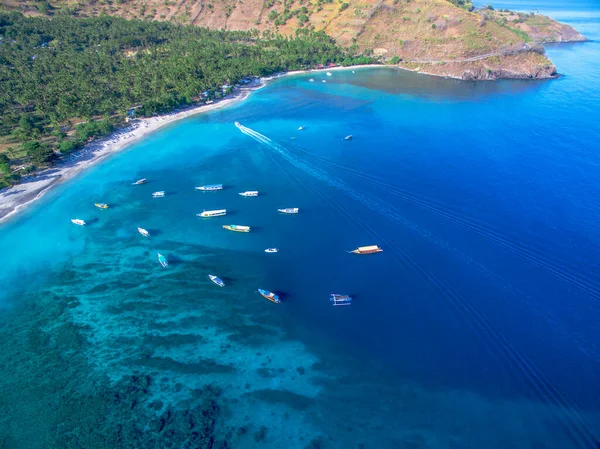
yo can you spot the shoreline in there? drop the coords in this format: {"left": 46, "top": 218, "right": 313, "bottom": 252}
{"left": 0, "top": 64, "right": 378, "bottom": 225}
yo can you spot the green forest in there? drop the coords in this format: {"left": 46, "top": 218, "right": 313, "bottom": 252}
{"left": 0, "top": 12, "right": 372, "bottom": 186}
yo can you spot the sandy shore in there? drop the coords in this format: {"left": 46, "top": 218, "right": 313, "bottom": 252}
{"left": 0, "top": 64, "right": 378, "bottom": 224}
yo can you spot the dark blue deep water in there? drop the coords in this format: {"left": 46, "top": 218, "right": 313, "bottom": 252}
{"left": 0, "top": 1, "right": 599, "bottom": 447}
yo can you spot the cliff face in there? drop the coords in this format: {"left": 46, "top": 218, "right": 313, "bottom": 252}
{"left": 6, "top": 0, "right": 585, "bottom": 80}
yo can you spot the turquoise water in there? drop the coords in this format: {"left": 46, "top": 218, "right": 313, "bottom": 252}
{"left": 1, "top": 1, "right": 600, "bottom": 447}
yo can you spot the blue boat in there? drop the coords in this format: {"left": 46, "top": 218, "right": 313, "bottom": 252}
{"left": 157, "top": 253, "right": 168, "bottom": 268}
{"left": 258, "top": 289, "right": 280, "bottom": 304}
{"left": 330, "top": 293, "right": 352, "bottom": 306}
{"left": 209, "top": 274, "right": 225, "bottom": 287}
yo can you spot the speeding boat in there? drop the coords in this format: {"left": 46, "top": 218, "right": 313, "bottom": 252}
{"left": 298, "top": 126, "right": 305, "bottom": 131}
{"left": 132, "top": 178, "right": 147, "bottom": 185}
{"left": 278, "top": 207, "right": 299, "bottom": 214}
{"left": 239, "top": 191, "right": 258, "bottom": 197}
{"left": 94, "top": 203, "right": 108, "bottom": 209}
{"left": 349, "top": 245, "right": 383, "bottom": 255}
{"left": 152, "top": 191, "right": 165, "bottom": 198}
{"left": 265, "top": 248, "right": 279, "bottom": 253}
{"left": 344, "top": 135, "right": 353, "bottom": 140}
{"left": 71, "top": 219, "right": 85, "bottom": 226}
{"left": 198, "top": 209, "right": 226, "bottom": 217}
{"left": 330, "top": 294, "right": 352, "bottom": 306}
{"left": 157, "top": 253, "right": 168, "bottom": 268}
{"left": 258, "top": 289, "right": 280, "bottom": 304}
{"left": 209, "top": 274, "right": 225, "bottom": 287}
{"left": 137, "top": 227, "right": 149, "bottom": 237}
{"left": 234, "top": 121, "right": 242, "bottom": 129}
{"left": 223, "top": 225, "right": 250, "bottom": 232}
{"left": 195, "top": 184, "right": 223, "bottom": 191}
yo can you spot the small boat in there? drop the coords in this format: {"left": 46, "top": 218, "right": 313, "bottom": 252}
{"left": 132, "top": 178, "right": 147, "bottom": 185}
{"left": 152, "top": 191, "right": 165, "bottom": 198}
{"left": 278, "top": 207, "right": 299, "bottom": 214}
{"left": 138, "top": 227, "right": 149, "bottom": 237}
{"left": 258, "top": 288, "right": 280, "bottom": 304}
{"left": 209, "top": 274, "right": 225, "bottom": 287}
{"left": 223, "top": 224, "right": 250, "bottom": 232}
{"left": 322, "top": 80, "right": 327, "bottom": 83}
{"left": 239, "top": 191, "right": 258, "bottom": 197}
{"left": 309, "top": 78, "right": 314, "bottom": 82}
{"left": 198, "top": 209, "right": 227, "bottom": 217}
{"left": 157, "top": 253, "right": 168, "bottom": 268}
{"left": 195, "top": 184, "right": 223, "bottom": 191}
{"left": 298, "top": 126, "right": 305, "bottom": 131}
{"left": 265, "top": 248, "right": 279, "bottom": 253}
{"left": 71, "top": 219, "right": 85, "bottom": 226}
{"left": 330, "top": 294, "right": 352, "bottom": 306}
{"left": 94, "top": 203, "right": 108, "bottom": 209}
{"left": 349, "top": 245, "right": 383, "bottom": 255}
{"left": 326, "top": 72, "right": 332, "bottom": 76}
{"left": 344, "top": 135, "right": 353, "bottom": 140}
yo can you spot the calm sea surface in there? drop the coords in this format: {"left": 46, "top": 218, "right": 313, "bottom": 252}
{"left": 0, "top": 1, "right": 599, "bottom": 447}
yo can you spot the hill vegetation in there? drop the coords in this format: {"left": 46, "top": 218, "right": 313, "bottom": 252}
{"left": 0, "top": 12, "right": 369, "bottom": 186}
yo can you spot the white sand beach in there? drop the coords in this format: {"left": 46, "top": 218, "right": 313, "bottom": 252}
{"left": 0, "top": 65, "right": 378, "bottom": 224}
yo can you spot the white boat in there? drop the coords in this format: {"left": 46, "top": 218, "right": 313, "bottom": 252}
{"left": 137, "top": 227, "right": 149, "bottom": 237}
{"left": 158, "top": 253, "right": 168, "bottom": 268}
{"left": 298, "top": 126, "right": 305, "bottom": 131}
{"left": 209, "top": 274, "right": 225, "bottom": 287}
{"left": 152, "top": 191, "right": 165, "bottom": 198}
{"left": 239, "top": 191, "right": 258, "bottom": 197}
{"left": 278, "top": 207, "right": 299, "bottom": 214}
{"left": 197, "top": 209, "right": 227, "bottom": 217}
{"left": 326, "top": 72, "right": 332, "bottom": 76}
{"left": 265, "top": 248, "right": 279, "bottom": 253}
{"left": 344, "top": 135, "right": 353, "bottom": 140}
{"left": 195, "top": 184, "right": 223, "bottom": 191}
{"left": 71, "top": 219, "right": 85, "bottom": 226}
{"left": 309, "top": 78, "right": 314, "bottom": 82}
{"left": 132, "top": 178, "right": 147, "bottom": 185}
{"left": 322, "top": 80, "right": 327, "bottom": 83}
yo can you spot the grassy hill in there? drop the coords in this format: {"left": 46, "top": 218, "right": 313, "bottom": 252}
{"left": 2, "top": 0, "right": 585, "bottom": 80}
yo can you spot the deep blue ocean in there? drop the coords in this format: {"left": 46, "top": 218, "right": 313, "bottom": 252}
{"left": 1, "top": 1, "right": 599, "bottom": 447}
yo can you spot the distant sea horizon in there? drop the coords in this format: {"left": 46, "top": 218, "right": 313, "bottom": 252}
{"left": 1, "top": 1, "right": 599, "bottom": 448}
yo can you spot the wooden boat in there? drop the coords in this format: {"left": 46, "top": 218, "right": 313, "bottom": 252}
{"left": 239, "top": 191, "right": 258, "bottom": 197}
{"left": 195, "top": 184, "right": 223, "bottom": 191}
{"left": 277, "top": 207, "right": 299, "bottom": 214}
{"left": 137, "top": 227, "right": 149, "bottom": 237}
{"left": 71, "top": 219, "right": 85, "bottom": 226}
{"left": 223, "top": 225, "right": 250, "bottom": 233}
{"left": 198, "top": 209, "right": 226, "bottom": 217}
{"left": 132, "top": 178, "right": 147, "bottom": 185}
{"left": 349, "top": 245, "right": 383, "bottom": 255}
{"left": 258, "top": 289, "right": 280, "bottom": 304}
{"left": 157, "top": 253, "right": 168, "bottom": 268}
{"left": 94, "top": 203, "right": 108, "bottom": 209}
{"left": 330, "top": 294, "right": 352, "bottom": 306}
{"left": 209, "top": 274, "right": 225, "bottom": 287}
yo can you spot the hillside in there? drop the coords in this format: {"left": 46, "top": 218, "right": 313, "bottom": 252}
{"left": 3, "top": 0, "right": 585, "bottom": 80}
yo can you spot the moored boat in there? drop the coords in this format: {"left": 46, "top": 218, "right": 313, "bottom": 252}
{"left": 223, "top": 224, "right": 250, "bottom": 232}
{"left": 71, "top": 219, "right": 86, "bottom": 226}
{"left": 309, "top": 78, "right": 314, "bottom": 82}
{"left": 344, "top": 135, "right": 353, "bottom": 140}
{"left": 195, "top": 184, "right": 223, "bottom": 191}
{"left": 137, "top": 227, "right": 149, "bottom": 237}
{"left": 278, "top": 207, "right": 299, "bottom": 214}
{"left": 326, "top": 72, "right": 332, "bottom": 76}
{"left": 330, "top": 294, "right": 352, "bottom": 306}
{"left": 152, "top": 191, "right": 165, "bottom": 198}
{"left": 94, "top": 203, "right": 108, "bottom": 209}
{"left": 349, "top": 245, "right": 383, "bottom": 255}
{"left": 157, "top": 253, "right": 168, "bottom": 268}
{"left": 132, "top": 178, "right": 147, "bottom": 185}
{"left": 265, "top": 248, "right": 279, "bottom": 253}
{"left": 298, "top": 126, "right": 305, "bottom": 131}
{"left": 258, "top": 289, "right": 280, "bottom": 304}
{"left": 239, "top": 191, "right": 258, "bottom": 197}
{"left": 209, "top": 274, "right": 225, "bottom": 287}
{"left": 198, "top": 209, "right": 227, "bottom": 217}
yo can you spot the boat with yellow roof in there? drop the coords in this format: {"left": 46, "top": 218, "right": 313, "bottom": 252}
{"left": 223, "top": 224, "right": 250, "bottom": 233}
{"left": 94, "top": 203, "right": 109, "bottom": 209}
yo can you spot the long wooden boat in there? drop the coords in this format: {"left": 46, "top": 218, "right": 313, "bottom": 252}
{"left": 223, "top": 225, "right": 250, "bottom": 233}
{"left": 94, "top": 203, "right": 109, "bottom": 209}
{"left": 258, "top": 289, "right": 280, "bottom": 304}
{"left": 349, "top": 245, "right": 383, "bottom": 255}
{"left": 278, "top": 207, "right": 299, "bottom": 214}
{"left": 330, "top": 294, "right": 352, "bottom": 306}
{"left": 195, "top": 184, "right": 223, "bottom": 191}
{"left": 198, "top": 209, "right": 226, "bottom": 217}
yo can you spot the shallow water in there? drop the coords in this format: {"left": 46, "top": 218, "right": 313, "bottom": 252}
{"left": 1, "top": 1, "right": 600, "bottom": 447}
